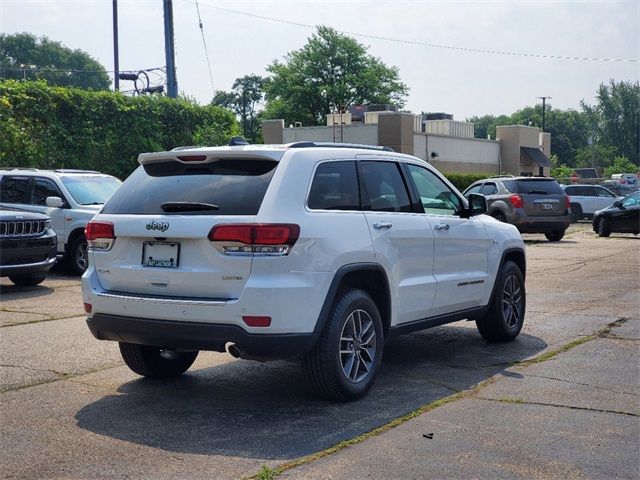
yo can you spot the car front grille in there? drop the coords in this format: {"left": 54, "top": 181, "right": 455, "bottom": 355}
{"left": 0, "top": 220, "right": 48, "bottom": 237}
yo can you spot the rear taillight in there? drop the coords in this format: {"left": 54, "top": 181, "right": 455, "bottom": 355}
{"left": 565, "top": 195, "right": 571, "bottom": 209}
{"left": 509, "top": 194, "right": 523, "bottom": 209}
{"left": 208, "top": 224, "right": 300, "bottom": 255}
{"left": 85, "top": 221, "right": 115, "bottom": 250}
{"left": 242, "top": 316, "right": 272, "bottom": 327}
{"left": 177, "top": 155, "right": 207, "bottom": 162}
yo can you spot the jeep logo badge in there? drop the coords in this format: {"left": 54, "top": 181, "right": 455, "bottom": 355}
{"left": 146, "top": 220, "right": 169, "bottom": 232}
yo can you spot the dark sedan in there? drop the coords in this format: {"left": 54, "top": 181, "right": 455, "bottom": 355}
{"left": 592, "top": 191, "right": 640, "bottom": 237}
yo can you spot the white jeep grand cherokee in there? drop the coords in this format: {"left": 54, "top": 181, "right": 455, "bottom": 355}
{"left": 82, "top": 142, "right": 526, "bottom": 401}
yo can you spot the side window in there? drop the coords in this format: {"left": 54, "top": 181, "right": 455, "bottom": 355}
{"left": 406, "top": 164, "right": 462, "bottom": 215}
{"left": 464, "top": 183, "right": 483, "bottom": 197}
{"left": 308, "top": 161, "right": 359, "bottom": 211}
{"left": 564, "top": 186, "right": 575, "bottom": 195}
{"left": 0, "top": 176, "right": 30, "bottom": 204}
{"left": 595, "top": 187, "right": 615, "bottom": 198}
{"left": 481, "top": 182, "right": 498, "bottom": 195}
{"left": 360, "top": 162, "right": 412, "bottom": 213}
{"left": 32, "top": 178, "right": 63, "bottom": 205}
{"left": 622, "top": 193, "right": 640, "bottom": 207}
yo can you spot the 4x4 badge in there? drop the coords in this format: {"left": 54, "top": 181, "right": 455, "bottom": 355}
{"left": 146, "top": 220, "right": 169, "bottom": 232}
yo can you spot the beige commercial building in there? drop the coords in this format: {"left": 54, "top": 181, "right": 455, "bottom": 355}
{"left": 262, "top": 112, "right": 552, "bottom": 176}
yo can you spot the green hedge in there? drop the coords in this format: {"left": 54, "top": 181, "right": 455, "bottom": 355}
{"left": 0, "top": 80, "right": 239, "bottom": 179}
{"left": 443, "top": 173, "right": 492, "bottom": 192}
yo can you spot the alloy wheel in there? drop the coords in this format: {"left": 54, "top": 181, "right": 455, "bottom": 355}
{"left": 339, "top": 309, "right": 376, "bottom": 383}
{"left": 502, "top": 274, "right": 523, "bottom": 328}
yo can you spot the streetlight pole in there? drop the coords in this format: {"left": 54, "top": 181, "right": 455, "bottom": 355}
{"left": 112, "top": 0, "right": 119, "bottom": 91}
{"left": 163, "top": 0, "right": 178, "bottom": 98}
{"left": 537, "top": 96, "right": 552, "bottom": 132}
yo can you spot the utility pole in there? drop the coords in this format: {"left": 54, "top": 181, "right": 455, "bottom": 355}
{"left": 112, "top": 0, "right": 119, "bottom": 91}
{"left": 537, "top": 96, "right": 552, "bottom": 131}
{"left": 163, "top": 0, "right": 178, "bottom": 98}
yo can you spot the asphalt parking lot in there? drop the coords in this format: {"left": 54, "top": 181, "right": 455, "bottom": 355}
{"left": 1, "top": 224, "right": 638, "bottom": 479}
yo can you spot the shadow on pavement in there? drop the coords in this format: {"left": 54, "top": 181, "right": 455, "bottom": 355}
{"left": 75, "top": 324, "right": 546, "bottom": 460}
{"left": 0, "top": 283, "right": 55, "bottom": 299}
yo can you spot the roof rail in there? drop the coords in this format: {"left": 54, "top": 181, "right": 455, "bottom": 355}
{"left": 171, "top": 145, "right": 200, "bottom": 151}
{"left": 492, "top": 174, "right": 515, "bottom": 178}
{"left": 1, "top": 167, "right": 40, "bottom": 171}
{"left": 286, "top": 142, "right": 394, "bottom": 152}
{"left": 53, "top": 169, "right": 100, "bottom": 174}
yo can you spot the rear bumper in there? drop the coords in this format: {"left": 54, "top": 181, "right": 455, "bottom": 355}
{"left": 86, "top": 313, "right": 318, "bottom": 358}
{"left": 513, "top": 213, "right": 571, "bottom": 233}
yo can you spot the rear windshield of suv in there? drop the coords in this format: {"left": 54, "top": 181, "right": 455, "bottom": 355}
{"left": 101, "top": 159, "right": 278, "bottom": 215}
{"left": 514, "top": 179, "right": 564, "bottom": 195}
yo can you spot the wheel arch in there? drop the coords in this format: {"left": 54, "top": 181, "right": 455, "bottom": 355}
{"left": 314, "top": 263, "right": 391, "bottom": 338}
{"left": 65, "top": 226, "right": 86, "bottom": 254}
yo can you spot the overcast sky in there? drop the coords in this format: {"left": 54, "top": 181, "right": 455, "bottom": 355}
{"left": 1, "top": 0, "right": 638, "bottom": 121}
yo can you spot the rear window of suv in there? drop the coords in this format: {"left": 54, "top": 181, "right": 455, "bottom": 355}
{"left": 101, "top": 159, "right": 278, "bottom": 215}
{"left": 513, "top": 179, "right": 564, "bottom": 195}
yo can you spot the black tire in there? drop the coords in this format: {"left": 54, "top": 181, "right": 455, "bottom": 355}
{"left": 119, "top": 342, "right": 198, "bottom": 378}
{"left": 69, "top": 235, "right": 89, "bottom": 276}
{"left": 8, "top": 274, "right": 46, "bottom": 286}
{"left": 545, "top": 229, "right": 565, "bottom": 241}
{"left": 304, "top": 289, "right": 384, "bottom": 401}
{"left": 492, "top": 212, "right": 507, "bottom": 223}
{"left": 476, "top": 261, "right": 526, "bottom": 343}
{"left": 597, "top": 217, "right": 611, "bottom": 237}
{"left": 570, "top": 204, "right": 583, "bottom": 223}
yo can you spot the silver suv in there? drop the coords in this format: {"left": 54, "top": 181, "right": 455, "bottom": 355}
{"left": 463, "top": 176, "right": 571, "bottom": 241}
{"left": 82, "top": 142, "right": 527, "bottom": 401}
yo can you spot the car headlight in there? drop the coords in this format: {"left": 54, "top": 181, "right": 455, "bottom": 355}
{"left": 45, "top": 219, "right": 52, "bottom": 229}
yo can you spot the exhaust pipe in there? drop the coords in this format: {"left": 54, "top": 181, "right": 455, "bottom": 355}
{"left": 225, "top": 343, "right": 270, "bottom": 362}
{"left": 227, "top": 343, "right": 242, "bottom": 359}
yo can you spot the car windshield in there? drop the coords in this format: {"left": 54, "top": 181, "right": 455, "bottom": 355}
{"left": 622, "top": 191, "right": 640, "bottom": 207}
{"left": 61, "top": 176, "right": 122, "bottom": 205}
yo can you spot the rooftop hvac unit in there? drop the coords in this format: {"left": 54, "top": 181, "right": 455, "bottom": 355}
{"left": 326, "top": 112, "right": 352, "bottom": 126}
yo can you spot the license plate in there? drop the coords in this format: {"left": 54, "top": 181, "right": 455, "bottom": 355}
{"left": 541, "top": 203, "right": 553, "bottom": 210}
{"left": 142, "top": 241, "right": 180, "bottom": 268}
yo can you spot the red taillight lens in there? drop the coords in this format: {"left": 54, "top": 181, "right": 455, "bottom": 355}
{"left": 208, "top": 225, "right": 253, "bottom": 244}
{"left": 242, "top": 316, "right": 272, "bottom": 327}
{"left": 509, "top": 194, "right": 523, "bottom": 209}
{"left": 208, "top": 224, "right": 300, "bottom": 255}
{"left": 177, "top": 155, "right": 207, "bottom": 162}
{"left": 86, "top": 221, "right": 114, "bottom": 241}
{"left": 85, "top": 221, "right": 115, "bottom": 250}
{"left": 565, "top": 195, "right": 571, "bottom": 209}
{"left": 84, "top": 303, "right": 92, "bottom": 313}
{"left": 254, "top": 224, "right": 300, "bottom": 245}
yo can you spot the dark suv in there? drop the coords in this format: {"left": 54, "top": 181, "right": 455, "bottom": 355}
{"left": 0, "top": 209, "right": 57, "bottom": 286}
{"left": 463, "top": 176, "right": 571, "bottom": 241}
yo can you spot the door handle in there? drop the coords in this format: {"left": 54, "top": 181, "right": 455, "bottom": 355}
{"left": 434, "top": 223, "right": 450, "bottom": 231}
{"left": 373, "top": 221, "right": 392, "bottom": 230}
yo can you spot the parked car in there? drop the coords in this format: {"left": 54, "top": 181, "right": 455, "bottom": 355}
{"left": 0, "top": 169, "right": 122, "bottom": 275}
{"left": 592, "top": 191, "right": 640, "bottom": 237}
{"left": 0, "top": 209, "right": 57, "bottom": 286}
{"left": 463, "top": 176, "right": 571, "bottom": 241}
{"left": 82, "top": 141, "right": 527, "bottom": 401}
{"left": 562, "top": 184, "right": 622, "bottom": 222}
{"left": 601, "top": 180, "right": 637, "bottom": 197}
{"left": 610, "top": 173, "right": 638, "bottom": 187}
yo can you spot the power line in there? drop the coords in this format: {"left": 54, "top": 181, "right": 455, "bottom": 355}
{"left": 195, "top": 0, "right": 215, "bottom": 95}
{"left": 191, "top": 1, "right": 638, "bottom": 64}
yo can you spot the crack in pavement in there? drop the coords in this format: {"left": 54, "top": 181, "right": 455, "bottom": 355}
{"left": 0, "top": 313, "right": 85, "bottom": 328}
{"left": 478, "top": 397, "right": 638, "bottom": 417}
{"left": 503, "top": 372, "right": 640, "bottom": 397}
{"left": 0, "top": 362, "right": 124, "bottom": 395}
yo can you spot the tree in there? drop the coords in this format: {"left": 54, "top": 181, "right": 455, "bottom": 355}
{"left": 582, "top": 79, "right": 640, "bottom": 166}
{"left": 574, "top": 144, "right": 619, "bottom": 169}
{"left": 263, "top": 26, "right": 408, "bottom": 126}
{"left": 603, "top": 157, "right": 638, "bottom": 177}
{"left": 0, "top": 32, "right": 109, "bottom": 90}
{"left": 212, "top": 74, "right": 265, "bottom": 142}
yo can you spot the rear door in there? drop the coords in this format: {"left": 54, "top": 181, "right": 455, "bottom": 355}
{"left": 517, "top": 179, "right": 566, "bottom": 217}
{"left": 92, "top": 158, "right": 278, "bottom": 299}
{"left": 357, "top": 159, "right": 437, "bottom": 324}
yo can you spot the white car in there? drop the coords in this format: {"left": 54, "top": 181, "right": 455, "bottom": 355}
{"left": 82, "top": 142, "right": 526, "bottom": 401}
{"left": 0, "top": 169, "right": 122, "bottom": 274}
{"left": 562, "top": 184, "right": 622, "bottom": 222}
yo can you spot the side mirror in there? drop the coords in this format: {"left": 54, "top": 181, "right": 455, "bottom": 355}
{"left": 461, "top": 193, "right": 487, "bottom": 218}
{"left": 613, "top": 200, "right": 624, "bottom": 209}
{"left": 45, "top": 196, "right": 64, "bottom": 208}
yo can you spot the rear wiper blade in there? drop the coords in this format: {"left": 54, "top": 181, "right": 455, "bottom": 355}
{"left": 528, "top": 190, "right": 548, "bottom": 194}
{"left": 161, "top": 201, "right": 220, "bottom": 212}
